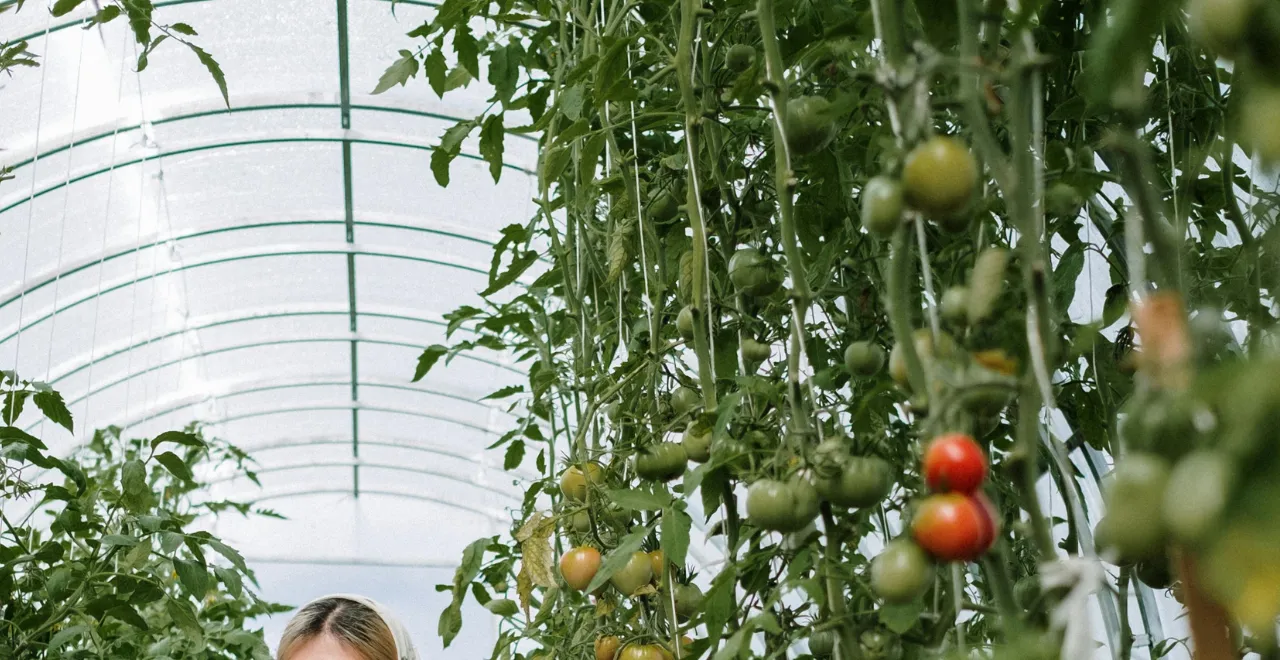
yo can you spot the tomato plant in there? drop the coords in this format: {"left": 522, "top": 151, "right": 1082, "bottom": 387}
{"left": 385, "top": 0, "right": 1280, "bottom": 654}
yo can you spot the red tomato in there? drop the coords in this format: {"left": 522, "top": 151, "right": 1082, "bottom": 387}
{"left": 922, "top": 433, "right": 987, "bottom": 493}
{"left": 911, "top": 493, "right": 997, "bottom": 561}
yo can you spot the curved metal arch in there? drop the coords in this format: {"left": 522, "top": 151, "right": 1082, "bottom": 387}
{"left": 0, "top": 241, "right": 529, "bottom": 348}
{"left": 204, "top": 459, "right": 521, "bottom": 500}
{"left": 249, "top": 487, "right": 507, "bottom": 521}
{"left": 239, "top": 436, "right": 539, "bottom": 481}
{"left": 2, "top": 97, "right": 538, "bottom": 174}
{"left": 49, "top": 334, "right": 520, "bottom": 422}
{"left": 5, "top": 0, "right": 533, "bottom": 50}
{"left": 101, "top": 374, "right": 519, "bottom": 432}
{"left": 38, "top": 305, "right": 520, "bottom": 393}
{"left": 0, "top": 131, "right": 535, "bottom": 217}
{"left": 0, "top": 213, "right": 536, "bottom": 315}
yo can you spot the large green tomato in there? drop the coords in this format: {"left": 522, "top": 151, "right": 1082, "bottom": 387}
{"left": 940, "top": 287, "right": 968, "bottom": 326}
{"left": 860, "top": 176, "right": 904, "bottom": 239}
{"left": 635, "top": 442, "right": 688, "bottom": 481}
{"left": 746, "top": 477, "right": 820, "bottom": 532}
{"left": 610, "top": 551, "right": 655, "bottom": 596}
{"left": 560, "top": 463, "right": 605, "bottom": 501}
{"left": 844, "top": 341, "right": 886, "bottom": 377}
{"left": 676, "top": 306, "right": 696, "bottom": 341}
{"left": 871, "top": 539, "right": 934, "bottom": 604}
{"left": 674, "top": 583, "right": 704, "bottom": 618}
{"left": 784, "top": 96, "right": 837, "bottom": 155}
{"left": 648, "top": 187, "right": 682, "bottom": 224}
{"left": 1242, "top": 85, "right": 1280, "bottom": 164}
{"left": 815, "top": 456, "right": 893, "bottom": 508}
{"left": 682, "top": 421, "right": 713, "bottom": 463}
{"left": 728, "top": 249, "right": 782, "bottom": 297}
{"left": 902, "top": 136, "right": 978, "bottom": 221}
{"left": 1163, "top": 449, "right": 1234, "bottom": 545}
{"left": 807, "top": 629, "right": 838, "bottom": 658}
{"left": 1188, "top": 0, "right": 1257, "bottom": 57}
{"left": 741, "top": 337, "right": 773, "bottom": 365}
{"left": 671, "top": 386, "right": 701, "bottom": 417}
{"left": 725, "top": 44, "right": 755, "bottom": 72}
{"left": 859, "top": 629, "right": 903, "bottom": 660}
{"left": 1101, "top": 453, "right": 1171, "bottom": 561}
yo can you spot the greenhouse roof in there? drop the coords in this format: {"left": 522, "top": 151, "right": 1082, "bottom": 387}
{"left": 1, "top": 0, "right": 547, "bottom": 649}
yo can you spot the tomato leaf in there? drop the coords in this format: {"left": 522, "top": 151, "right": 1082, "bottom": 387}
{"left": 482, "top": 384, "right": 524, "bottom": 401}
{"left": 479, "top": 113, "right": 505, "bottom": 183}
{"left": 33, "top": 389, "right": 73, "bottom": 432}
{"left": 413, "top": 344, "right": 448, "bottom": 382}
{"left": 50, "top": 0, "right": 86, "bottom": 16}
{"left": 173, "top": 557, "right": 209, "bottom": 600}
{"left": 878, "top": 600, "right": 922, "bottom": 634}
{"left": 372, "top": 49, "right": 419, "bottom": 94}
{"left": 585, "top": 523, "right": 652, "bottom": 593}
{"left": 660, "top": 506, "right": 691, "bottom": 568}
{"left": 607, "top": 487, "right": 671, "bottom": 511}
{"left": 151, "top": 430, "right": 204, "bottom": 451}
{"left": 439, "top": 536, "right": 491, "bottom": 647}
{"left": 431, "top": 119, "right": 476, "bottom": 187}
{"left": 503, "top": 440, "right": 524, "bottom": 470}
{"left": 425, "top": 48, "right": 448, "bottom": 98}
{"left": 154, "top": 451, "right": 194, "bottom": 483}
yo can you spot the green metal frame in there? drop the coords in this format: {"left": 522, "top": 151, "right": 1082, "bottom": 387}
{"left": 51, "top": 334, "right": 520, "bottom": 416}
{"left": 0, "top": 135, "right": 535, "bottom": 218}
{"left": 205, "top": 460, "right": 521, "bottom": 501}
{"left": 236, "top": 436, "right": 537, "bottom": 477}
{"left": 0, "top": 219, "right": 497, "bottom": 313}
{"left": 0, "top": 244, "right": 508, "bottom": 347}
{"left": 252, "top": 487, "right": 503, "bottom": 520}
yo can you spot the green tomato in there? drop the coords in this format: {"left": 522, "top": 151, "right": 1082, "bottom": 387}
{"left": 1164, "top": 449, "right": 1235, "bottom": 545}
{"left": 671, "top": 386, "right": 701, "bottom": 417}
{"left": 1242, "top": 85, "right": 1280, "bottom": 165}
{"left": 1102, "top": 453, "right": 1172, "bottom": 561}
{"left": 674, "top": 583, "right": 704, "bottom": 618}
{"left": 1136, "top": 554, "right": 1174, "bottom": 590}
{"left": 741, "top": 337, "right": 773, "bottom": 364}
{"left": 725, "top": 44, "right": 755, "bottom": 72}
{"left": 610, "top": 551, "right": 655, "bottom": 597}
{"left": 682, "top": 422, "right": 713, "bottom": 463}
{"left": 677, "top": 305, "right": 696, "bottom": 341}
{"left": 635, "top": 442, "right": 688, "bottom": 481}
{"left": 940, "top": 287, "right": 969, "bottom": 326}
{"left": 570, "top": 510, "right": 592, "bottom": 533}
{"left": 808, "top": 629, "right": 838, "bottom": 658}
{"left": 728, "top": 249, "right": 782, "bottom": 297}
{"left": 784, "top": 96, "right": 838, "bottom": 156}
{"left": 649, "top": 187, "right": 683, "bottom": 224}
{"left": 902, "top": 136, "right": 979, "bottom": 220}
{"left": 746, "top": 477, "right": 820, "bottom": 532}
{"left": 860, "top": 176, "right": 905, "bottom": 239}
{"left": 871, "top": 539, "right": 934, "bottom": 604}
{"left": 844, "top": 341, "right": 886, "bottom": 377}
{"left": 1188, "top": 0, "right": 1257, "bottom": 57}
{"left": 858, "top": 629, "right": 903, "bottom": 660}
{"left": 1045, "top": 182, "right": 1084, "bottom": 219}
{"left": 815, "top": 456, "right": 893, "bottom": 508}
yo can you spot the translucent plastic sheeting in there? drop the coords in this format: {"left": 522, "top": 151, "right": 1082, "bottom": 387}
{"left": 1, "top": 0, "right": 545, "bottom": 650}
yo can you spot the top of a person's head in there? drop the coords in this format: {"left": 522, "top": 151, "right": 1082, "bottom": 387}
{"left": 277, "top": 596, "right": 400, "bottom": 660}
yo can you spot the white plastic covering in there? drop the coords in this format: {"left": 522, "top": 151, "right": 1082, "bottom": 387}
{"left": 1, "top": 0, "right": 539, "bottom": 651}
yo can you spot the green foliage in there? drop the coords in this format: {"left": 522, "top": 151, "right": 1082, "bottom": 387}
{"left": 383, "top": 0, "right": 1280, "bottom": 656}
{"left": 0, "top": 377, "right": 284, "bottom": 658}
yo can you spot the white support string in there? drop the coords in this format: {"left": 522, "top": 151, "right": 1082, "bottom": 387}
{"left": 121, "top": 37, "right": 155, "bottom": 430}
{"left": 80, "top": 31, "right": 136, "bottom": 436}
{"left": 11, "top": 10, "right": 55, "bottom": 386}
{"left": 37, "top": 23, "right": 90, "bottom": 438}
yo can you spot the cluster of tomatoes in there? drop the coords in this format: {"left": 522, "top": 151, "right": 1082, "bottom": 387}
{"left": 910, "top": 432, "right": 999, "bottom": 562}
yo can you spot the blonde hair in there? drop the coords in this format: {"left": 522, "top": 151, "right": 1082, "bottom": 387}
{"left": 278, "top": 596, "right": 399, "bottom": 660}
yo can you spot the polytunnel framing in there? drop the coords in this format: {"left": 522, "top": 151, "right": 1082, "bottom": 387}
{"left": 0, "top": 0, "right": 543, "bottom": 502}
